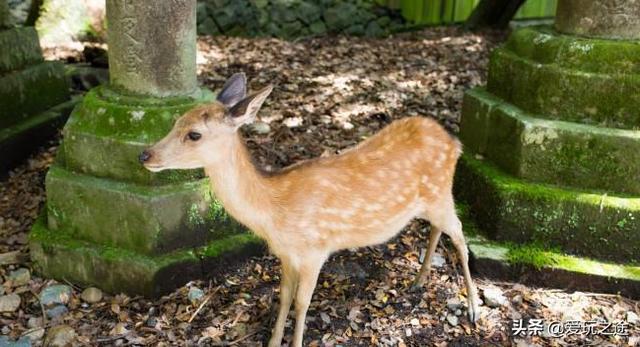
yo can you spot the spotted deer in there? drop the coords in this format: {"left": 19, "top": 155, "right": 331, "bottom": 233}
{"left": 140, "top": 73, "right": 479, "bottom": 347}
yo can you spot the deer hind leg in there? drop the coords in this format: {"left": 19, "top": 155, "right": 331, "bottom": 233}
{"left": 268, "top": 260, "right": 298, "bottom": 347}
{"left": 412, "top": 224, "right": 442, "bottom": 289}
{"left": 427, "top": 198, "right": 480, "bottom": 323}
{"left": 291, "top": 255, "right": 325, "bottom": 347}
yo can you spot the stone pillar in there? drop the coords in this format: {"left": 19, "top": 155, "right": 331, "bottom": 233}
{"left": 555, "top": 0, "right": 640, "bottom": 39}
{"left": 30, "top": 0, "right": 262, "bottom": 297}
{"left": 455, "top": 0, "right": 640, "bottom": 294}
{"left": 106, "top": 0, "right": 198, "bottom": 97}
{"left": 0, "top": 0, "right": 73, "bottom": 172}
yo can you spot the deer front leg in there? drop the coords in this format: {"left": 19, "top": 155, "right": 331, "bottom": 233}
{"left": 268, "top": 260, "right": 298, "bottom": 347}
{"left": 291, "top": 256, "right": 325, "bottom": 347}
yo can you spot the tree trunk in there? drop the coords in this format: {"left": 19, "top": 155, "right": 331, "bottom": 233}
{"left": 465, "top": 0, "right": 527, "bottom": 30}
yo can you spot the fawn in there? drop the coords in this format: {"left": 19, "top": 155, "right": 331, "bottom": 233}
{"left": 140, "top": 73, "right": 479, "bottom": 347}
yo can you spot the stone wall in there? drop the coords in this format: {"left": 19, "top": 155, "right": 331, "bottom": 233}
{"left": 196, "top": 0, "right": 406, "bottom": 38}
{"left": 10, "top": 0, "right": 406, "bottom": 43}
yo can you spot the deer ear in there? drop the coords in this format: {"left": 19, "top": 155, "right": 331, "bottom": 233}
{"left": 227, "top": 85, "right": 273, "bottom": 127}
{"left": 217, "top": 73, "right": 246, "bottom": 108}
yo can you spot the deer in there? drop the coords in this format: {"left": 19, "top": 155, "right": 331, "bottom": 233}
{"left": 140, "top": 73, "right": 480, "bottom": 347}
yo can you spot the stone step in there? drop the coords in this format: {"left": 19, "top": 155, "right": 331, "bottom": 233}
{"left": 62, "top": 86, "right": 213, "bottom": 185}
{"left": 45, "top": 165, "right": 246, "bottom": 255}
{"left": 0, "top": 27, "right": 43, "bottom": 74}
{"left": 29, "top": 216, "right": 264, "bottom": 297}
{"left": 465, "top": 231, "right": 640, "bottom": 300}
{"left": 504, "top": 26, "right": 640, "bottom": 75}
{"left": 0, "top": 61, "right": 69, "bottom": 128}
{"left": 454, "top": 155, "right": 640, "bottom": 264}
{"left": 0, "top": 97, "right": 79, "bottom": 175}
{"left": 486, "top": 26, "right": 640, "bottom": 130}
{"left": 460, "top": 87, "right": 640, "bottom": 195}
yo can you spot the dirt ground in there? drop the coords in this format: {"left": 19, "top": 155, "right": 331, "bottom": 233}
{"left": 1, "top": 27, "right": 639, "bottom": 346}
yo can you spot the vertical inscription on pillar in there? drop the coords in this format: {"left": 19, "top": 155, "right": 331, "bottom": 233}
{"left": 119, "top": 1, "right": 142, "bottom": 75}
{"left": 106, "top": 0, "right": 198, "bottom": 98}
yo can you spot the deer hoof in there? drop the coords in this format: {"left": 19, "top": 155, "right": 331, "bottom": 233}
{"left": 408, "top": 282, "right": 424, "bottom": 294}
{"left": 468, "top": 302, "right": 480, "bottom": 324}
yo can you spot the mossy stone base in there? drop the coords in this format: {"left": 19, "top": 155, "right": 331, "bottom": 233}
{"left": 32, "top": 85, "right": 264, "bottom": 297}
{"left": 45, "top": 165, "right": 245, "bottom": 255}
{"left": 30, "top": 216, "right": 265, "bottom": 297}
{"left": 461, "top": 88, "right": 640, "bottom": 195}
{"left": 0, "top": 62, "right": 69, "bottom": 128}
{"left": 0, "top": 98, "right": 78, "bottom": 175}
{"left": 0, "top": 27, "right": 43, "bottom": 74}
{"left": 454, "top": 155, "right": 640, "bottom": 264}
{"left": 62, "top": 87, "right": 213, "bottom": 185}
{"left": 487, "top": 26, "right": 640, "bottom": 129}
{"left": 466, "top": 234, "right": 640, "bottom": 299}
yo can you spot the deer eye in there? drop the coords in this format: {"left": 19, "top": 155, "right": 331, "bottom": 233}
{"left": 187, "top": 131, "right": 202, "bottom": 141}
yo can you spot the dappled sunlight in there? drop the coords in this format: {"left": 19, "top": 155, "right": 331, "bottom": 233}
{"left": 194, "top": 27, "right": 500, "bottom": 170}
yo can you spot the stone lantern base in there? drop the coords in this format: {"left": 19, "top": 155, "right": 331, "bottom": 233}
{"left": 457, "top": 25, "right": 640, "bottom": 296}
{"left": 29, "top": 87, "right": 264, "bottom": 297}
{"left": 0, "top": 26, "right": 75, "bottom": 173}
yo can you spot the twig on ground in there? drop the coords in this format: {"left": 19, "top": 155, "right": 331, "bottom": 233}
{"left": 188, "top": 287, "right": 220, "bottom": 323}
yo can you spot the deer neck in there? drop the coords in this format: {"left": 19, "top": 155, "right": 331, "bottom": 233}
{"left": 203, "top": 133, "right": 276, "bottom": 235}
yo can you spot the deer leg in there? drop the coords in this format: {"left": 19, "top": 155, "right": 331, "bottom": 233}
{"left": 291, "top": 256, "right": 325, "bottom": 347}
{"left": 412, "top": 225, "right": 443, "bottom": 290}
{"left": 268, "top": 260, "right": 298, "bottom": 347}
{"left": 441, "top": 214, "right": 480, "bottom": 323}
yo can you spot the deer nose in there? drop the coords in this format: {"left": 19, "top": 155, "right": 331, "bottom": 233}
{"left": 139, "top": 150, "right": 152, "bottom": 163}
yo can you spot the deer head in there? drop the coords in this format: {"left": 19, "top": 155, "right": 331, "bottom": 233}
{"left": 139, "top": 73, "right": 273, "bottom": 172}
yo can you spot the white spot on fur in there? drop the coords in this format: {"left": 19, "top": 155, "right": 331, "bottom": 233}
{"left": 365, "top": 203, "right": 383, "bottom": 212}
{"left": 319, "top": 179, "right": 333, "bottom": 188}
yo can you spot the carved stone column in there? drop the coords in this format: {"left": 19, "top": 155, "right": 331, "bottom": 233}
{"left": 106, "top": 0, "right": 198, "bottom": 97}
{"left": 30, "top": 0, "right": 262, "bottom": 297}
{"left": 455, "top": 0, "right": 640, "bottom": 296}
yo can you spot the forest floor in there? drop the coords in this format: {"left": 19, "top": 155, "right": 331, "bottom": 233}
{"left": 2, "top": 27, "right": 639, "bottom": 346}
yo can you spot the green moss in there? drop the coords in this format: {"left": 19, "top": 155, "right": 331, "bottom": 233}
{"left": 455, "top": 155, "right": 640, "bottom": 264}
{"left": 0, "top": 97, "right": 78, "bottom": 146}
{"left": 30, "top": 215, "right": 262, "bottom": 296}
{"left": 505, "top": 26, "right": 640, "bottom": 75}
{"left": 187, "top": 203, "right": 206, "bottom": 227}
{"left": 61, "top": 86, "right": 214, "bottom": 185}
{"left": 487, "top": 48, "right": 640, "bottom": 130}
{"left": 45, "top": 165, "right": 231, "bottom": 255}
{"left": 460, "top": 204, "right": 640, "bottom": 282}
{"left": 461, "top": 88, "right": 640, "bottom": 195}
{"left": 198, "top": 233, "right": 262, "bottom": 258}
{"left": 506, "top": 243, "right": 560, "bottom": 269}
{"left": 208, "top": 198, "right": 229, "bottom": 223}
{"left": 0, "top": 62, "right": 69, "bottom": 128}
